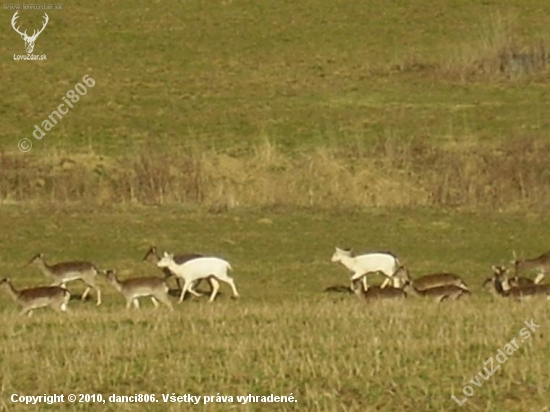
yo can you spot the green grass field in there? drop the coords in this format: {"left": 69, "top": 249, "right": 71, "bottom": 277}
{"left": 2, "top": 0, "right": 550, "bottom": 410}
{"left": 2, "top": 0, "right": 550, "bottom": 154}
{"left": 3, "top": 1, "right": 550, "bottom": 209}
{"left": 1, "top": 206, "right": 550, "bottom": 411}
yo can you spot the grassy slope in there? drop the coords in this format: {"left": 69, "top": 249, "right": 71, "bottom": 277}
{"left": 1, "top": 0, "right": 550, "bottom": 154}
{"left": 0, "top": 206, "right": 549, "bottom": 411}
{"left": 2, "top": 1, "right": 550, "bottom": 410}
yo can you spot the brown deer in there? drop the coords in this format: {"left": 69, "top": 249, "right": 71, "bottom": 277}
{"left": 0, "top": 278, "right": 70, "bottom": 316}
{"left": 26, "top": 253, "right": 102, "bottom": 305}
{"left": 105, "top": 270, "right": 173, "bottom": 310}
{"left": 393, "top": 266, "right": 469, "bottom": 292}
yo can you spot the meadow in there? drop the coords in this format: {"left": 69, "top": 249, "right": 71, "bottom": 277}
{"left": 0, "top": 206, "right": 550, "bottom": 411}
{"left": 1, "top": 0, "right": 550, "bottom": 410}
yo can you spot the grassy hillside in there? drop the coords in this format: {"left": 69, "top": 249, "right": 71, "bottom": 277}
{"left": 2, "top": 1, "right": 550, "bottom": 209}
{"left": 1, "top": 4, "right": 550, "bottom": 409}
{"left": 2, "top": 0, "right": 550, "bottom": 154}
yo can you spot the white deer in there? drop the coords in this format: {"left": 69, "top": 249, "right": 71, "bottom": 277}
{"left": 156, "top": 252, "right": 239, "bottom": 303}
{"left": 11, "top": 11, "right": 49, "bottom": 54}
{"left": 331, "top": 247, "right": 400, "bottom": 290}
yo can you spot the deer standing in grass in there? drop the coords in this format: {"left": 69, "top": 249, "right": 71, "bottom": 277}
{"left": 156, "top": 252, "right": 236, "bottom": 303}
{"left": 331, "top": 247, "right": 400, "bottom": 291}
{"left": 26, "top": 253, "right": 103, "bottom": 305}
{"left": 105, "top": 270, "right": 173, "bottom": 310}
{"left": 142, "top": 245, "right": 209, "bottom": 292}
{"left": 0, "top": 278, "right": 70, "bottom": 316}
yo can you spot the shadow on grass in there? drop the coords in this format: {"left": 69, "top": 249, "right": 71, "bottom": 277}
{"left": 323, "top": 284, "right": 353, "bottom": 294}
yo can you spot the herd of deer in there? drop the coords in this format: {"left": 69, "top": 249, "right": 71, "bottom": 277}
{"left": 329, "top": 247, "right": 550, "bottom": 304}
{"left": 0, "top": 246, "right": 239, "bottom": 316}
{"left": 1, "top": 245, "right": 549, "bottom": 316}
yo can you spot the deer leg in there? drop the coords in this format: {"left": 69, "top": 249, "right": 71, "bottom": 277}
{"left": 380, "top": 277, "right": 391, "bottom": 289}
{"left": 350, "top": 272, "right": 364, "bottom": 291}
{"left": 90, "top": 280, "right": 101, "bottom": 306}
{"left": 95, "top": 287, "right": 102, "bottom": 306}
{"left": 208, "top": 279, "right": 221, "bottom": 302}
{"left": 187, "top": 281, "right": 204, "bottom": 297}
{"left": 351, "top": 272, "right": 365, "bottom": 281}
{"left": 436, "top": 295, "right": 447, "bottom": 303}
{"left": 133, "top": 299, "right": 140, "bottom": 310}
{"left": 179, "top": 281, "right": 190, "bottom": 303}
{"left": 175, "top": 277, "right": 184, "bottom": 291}
{"left": 223, "top": 277, "right": 238, "bottom": 298}
{"left": 151, "top": 297, "right": 160, "bottom": 308}
{"left": 83, "top": 276, "right": 101, "bottom": 306}
{"left": 191, "top": 278, "right": 202, "bottom": 292}
{"left": 155, "top": 292, "right": 173, "bottom": 310}
{"left": 81, "top": 281, "right": 91, "bottom": 301}
{"left": 196, "top": 278, "right": 212, "bottom": 293}
{"left": 393, "top": 277, "right": 403, "bottom": 288}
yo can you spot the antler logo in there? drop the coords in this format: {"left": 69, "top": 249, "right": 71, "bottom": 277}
{"left": 11, "top": 11, "right": 49, "bottom": 54}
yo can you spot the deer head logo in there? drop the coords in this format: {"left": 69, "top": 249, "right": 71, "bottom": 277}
{"left": 11, "top": 11, "right": 49, "bottom": 54}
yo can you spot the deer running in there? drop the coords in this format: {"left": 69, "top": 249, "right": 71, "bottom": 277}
{"left": 142, "top": 245, "right": 208, "bottom": 292}
{"left": 331, "top": 247, "right": 400, "bottom": 291}
{"left": 26, "top": 253, "right": 103, "bottom": 305}
{"left": 156, "top": 252, "right": 237, "bottom": 303}
{"left": 105, "top": 270, "right": 173, "bottom": 310}
{"left": 0, "top": 278, "right": 70, "bottom": 316}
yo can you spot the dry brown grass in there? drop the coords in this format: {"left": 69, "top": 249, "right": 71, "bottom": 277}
{"left": 392, "top": 13, "right": 550, "bottom": 81}
{"left": 2, "top": 136, "right": 550, "bottom": 210}
{"left": 0, "top": 295, "right": 549, "bottom": 411}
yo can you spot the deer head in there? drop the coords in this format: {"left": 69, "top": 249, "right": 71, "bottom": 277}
{"left": 11, "top": 11, "right": 49, "bottom": 54}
